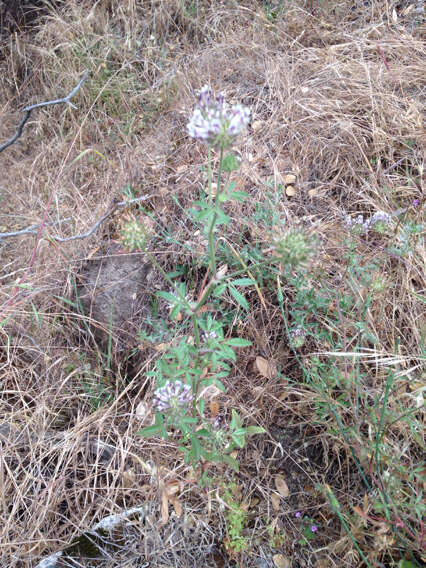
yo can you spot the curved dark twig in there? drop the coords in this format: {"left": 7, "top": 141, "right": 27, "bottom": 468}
{"left": 0, "top": 70, "right": 89, "bottom": 153}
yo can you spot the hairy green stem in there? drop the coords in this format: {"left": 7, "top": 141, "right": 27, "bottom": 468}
{"left": 207, "top": 144, "right": 224, "bottom": 276}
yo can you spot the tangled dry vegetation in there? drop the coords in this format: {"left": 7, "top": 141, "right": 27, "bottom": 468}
{"left": 0, "top": 1, "right": 424, "bottom": 567}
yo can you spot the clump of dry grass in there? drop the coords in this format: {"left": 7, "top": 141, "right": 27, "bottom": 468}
{"left": 0, "top": 1, "right": 424, "bottom": 567}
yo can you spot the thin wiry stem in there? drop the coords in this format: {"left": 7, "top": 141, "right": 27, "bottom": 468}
{"left": 0, "top": 70, "right": 89, "bottom": 154}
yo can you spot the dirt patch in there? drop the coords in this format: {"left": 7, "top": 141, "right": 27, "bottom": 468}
{"left": 75, "top": 244, "right": 158, "bottom": 353}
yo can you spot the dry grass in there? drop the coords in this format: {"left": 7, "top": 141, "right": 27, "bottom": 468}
{"left": 0, "top": 1, "right": 424, "bottom": 567}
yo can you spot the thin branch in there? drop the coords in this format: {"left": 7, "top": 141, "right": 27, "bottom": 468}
{"left": 0, "top": 196, "right": 152, "bottom": 243}
{"left": 0, "top": 218, "right": 72, "bottom": 241}
{"left": 0, "top": 70, "right": 89, "bottom": 153}
{"left": 49, "top": 195, "right": 153, "bottom": 242}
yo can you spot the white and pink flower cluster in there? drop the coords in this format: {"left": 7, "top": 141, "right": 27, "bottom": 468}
{"left": 153, "top": 380, "right": 193, "bottom": 413}
{"left": 187, "top": 85, "right": 250, "bottom": 146}
{"left": 345, "top": 211, "right": 392, "bottom": 235}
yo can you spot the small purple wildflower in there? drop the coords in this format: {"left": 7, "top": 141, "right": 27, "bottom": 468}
{"left": 345, "top": 210, "right": 391, "bottom": 235}
{"left": 295, "top": 511, "right": 302, "bottom": 518}
{"left": 311, "top": 525, "right": 318, "bottom": 533}
{"left": 187, "top": 85, "right": 250, "bottom": 147}
{"left": 153, "top": 380, "right": 193, "bottom": 413}
{"left": 413, "top": 199, "right": 419, "bottom": 207}
{"left": 290, "top": 327, "right": 305, "bottom": 339}
{"left": 290, "top": 326, "right": 307, "bottom": 348}
{"left": 203, "top": 330, "right": 218, "bottom": 341}
{"left": 368, "top": 211, "right": 391, "bottom": 229}
{"left": 345, "top": 214, "right": 369, "bottom": 235}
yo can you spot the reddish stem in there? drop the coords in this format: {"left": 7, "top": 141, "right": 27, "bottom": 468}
{"left": 376, "top": 45, "right": 390, "bottom": 71}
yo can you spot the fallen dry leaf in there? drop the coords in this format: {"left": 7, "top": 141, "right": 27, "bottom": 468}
{"left": 273, "top": 553, "right": 290, "bottom": 568}
{"left": 255, "top": 356, "right": 278, "bottom": 379}
{"left": 207, "top": 182, "right": 217, "bottom": 197}
{"left": 210, "top": 400, "right": 219, "bottom": 417}
{"left": 308, "top": 188, "right": 319, "bottom": 197}
{"left": 252, "top": 120, "right": 264, "bottom": 131}
{"left": 170, "top": 496, "right": 182, "bottom": 518}
{"left": 135, "top": 401, "right": 150, "bottom": 422}
{"left": 216, "top": 264, "right": 228, "bottom": 279}
{"left": 271, "top": 492, "right": 281, "bottom": 511}
{"left": 169, "top": 306, "right": 182, "bottom": 321}
{"left": 161, "top": 490, "right": 169, "bottom": 524}
{"left": 274, "top": 474, "right": 290, "bottom": 497}
{"left": 283, "top": 174, "right": 296, "bottom": 185}
{"left": 165, "top": 481, "right": 181, "bottom": 496}
{"left": 285, "top": 185, "right": 296, "bottom": 197}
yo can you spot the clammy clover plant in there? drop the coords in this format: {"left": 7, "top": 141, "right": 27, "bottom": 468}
{"left": 123, "top": 85, "right": 312, "bottom": 483}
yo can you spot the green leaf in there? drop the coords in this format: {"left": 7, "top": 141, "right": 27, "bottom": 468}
{"left": 181, "top": 416, "right": 198, "bottom": 424}
{"left": 221, "top": 454, "right": 240, "bottom": 472}
{"left": 196, "top": 207, "right": 214, "bottom": 221}
{"left": 231, "top": 278, "right": 255, "bottom": 287}
{"left": 191, "top": 436, "right": 201, "bottom": 461}
{"left": 167, "top": 269, "right": 184, "bottom": 278}
{"left": 157, "top": 291, "right": 180, "bottom": 305}
{"left": 214, "top": 207, "right": 230, "bottom": 225}
{"left": 54, "top": 295, "right": 78, "bottom": 308}
{"left": 222, "top": 154, "right": 240, "bottom": 172}
{"left": 398, "top": 561, "right": 419, "bottom": 568}
{"left": 231, "top": 434, "right": 246, "bottom": 448}
{"left": 224, "top": 338, "right": 252, "bottom": 347}
{"left": 213, "top": 283, "right": 227, "bottom": 297}
{"left": 214, "top": 378, "right": 226, "bottom": 392}
{"left": 245, "top": 426, "right": 266, "bottom": 435}
{"left": 230, "top": 409, "right": 242, "bottom": 430}
{"left": 233, "top": 428, "right": 247, "bottom": 437}
{"left": 229, "top": 286, "right": 249, "bottom": 310}
{"left": 409, "top": 289, "right": 426, "bottom": 304}
{"left": 196, "top": 428, "right": 211, "bottom": 437}
{"left": 170, "top": 304, "right": 181, "bottom": 321}
{"left": 218, "top": 344, "right": 236, "bottom": 360}
{"left": 229, "top": 191, "right": 248, "bottom": 202}
{"left": 136, "top": 425, "right": 161, "bottom": 437}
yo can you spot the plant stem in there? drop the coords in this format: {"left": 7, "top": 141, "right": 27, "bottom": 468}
{"left": 192, "top": 313, "right": 201, "bottom": 349}
{"left": 207, "top": 147, "right": 212, "bottom": 204}
{"left": 207, "top": 144, "right": 224, "bottom": 276}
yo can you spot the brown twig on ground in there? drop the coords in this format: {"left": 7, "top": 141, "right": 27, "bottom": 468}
{"left": 0, "top": 69, "right": 89, "bottom": 153}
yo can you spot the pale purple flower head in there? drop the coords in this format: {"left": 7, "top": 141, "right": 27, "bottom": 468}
{"left": 345, "top": 214, "right": 369, "bottom": 235}
{"left": 290, "top": 326, "right": 307, "bottom": 348}
{"left": 413, "top": 199, "right": 419, "bottom": 207}
{"left": 295, "top": 511, "right": 302, "bottom": 518}
{"left": 187, "top": 85, "right": 250, "bottom": 147}
{"left": 369, "top": 211, "right": 391, "bottom": 226}
{"left": 345, "top": 211, "right": 391, "bottom": 235}
{"left": 153, "top": 380, "right": 193, "bottom": 413}
{"left": 311, "top": 525, "right": 318, "bottom": 533}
